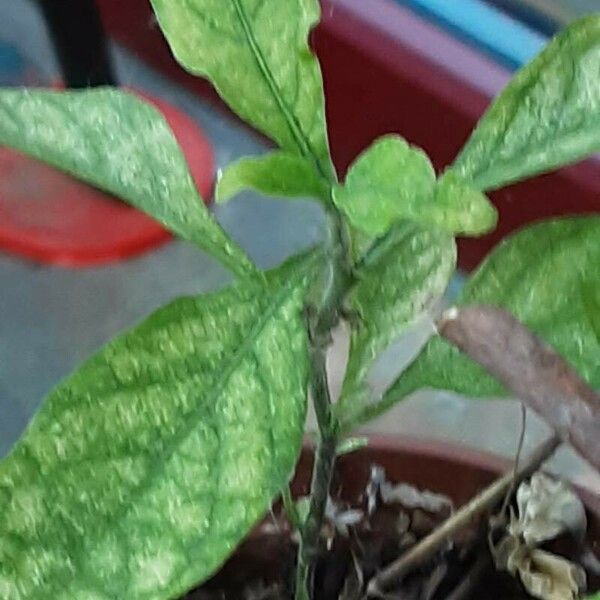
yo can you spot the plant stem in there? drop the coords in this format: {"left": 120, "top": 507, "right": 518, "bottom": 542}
{"left": 294, "top": 209, "right": 353, "bottom": 600}
{"left": 294, "top": 436, "right": 336, "bottom": 599}
{"left": 366, "top": 434, "right": 560, "bottom": 596}
{"left": 282, "top": 485, "right": 301, "bottom": 530}
{"left": 499, "top": 403, "right": 527, "bottom": 518}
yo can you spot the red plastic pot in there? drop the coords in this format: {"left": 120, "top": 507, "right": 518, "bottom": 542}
{"left": 0, "top": 87, "right": 214, "bottom": 267}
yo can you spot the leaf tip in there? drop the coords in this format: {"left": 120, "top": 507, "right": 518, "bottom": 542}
{"left": 214, "top": 169, "right": 233, "bottom": 204}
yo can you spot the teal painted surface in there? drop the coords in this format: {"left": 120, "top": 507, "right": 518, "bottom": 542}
{"left": 399, "top": 0, "right": 548, "bottom": 69}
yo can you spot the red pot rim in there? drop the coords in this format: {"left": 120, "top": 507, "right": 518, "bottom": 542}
{"left": 320, "top": 433, "right": 600, "bottom": 516}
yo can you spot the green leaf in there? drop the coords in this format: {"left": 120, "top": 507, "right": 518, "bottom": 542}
{"left": 336, "top": 436, "right": 369, "bottom": 456}
{"left": 215, "top": 151, "right": 329, "bottom": 203}
{"left": 0, "top": 254, "right": 316, "bottom": 599}
{"left": 0, "top": 87, "right": 256, "bottom": 278}
{"left": 150, "top": 0, "right": 334, "bottom": 180}
{"left": 582, "top": 279, "right": 600, "bottom": 345}
{"left": 333, "top": 136, "right": 435, "bottom": 237}
{"left": 376, "top": 216, "right": 600, "bottom": 419}
{"left": 453, "top": 15, "right": 600, "bottom": 191}
{"left": 338, "top": 222, "right": 456, "bottom": 417}
{"left": 433, "top": 170, "right": 498, "bottom": 236}
{"left": 333, "top": 136, "right": 497, "bottom": 237}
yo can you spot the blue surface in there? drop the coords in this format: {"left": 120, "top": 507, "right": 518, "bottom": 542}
{"left": 486, "top": 0, "right": 561, "bottom": 36}
{"left": 399, "top": 0, "right": 549, "bottom": 70}
{"left": 0, "top": 39, "right": 48, "bottom": 87}
{"left": 0, "top": 41, "right": 25, "bottom": 84}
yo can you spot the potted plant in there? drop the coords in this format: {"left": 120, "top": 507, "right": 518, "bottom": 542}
{"left": 0, "top": 1, "right": 598, "bottom": 599}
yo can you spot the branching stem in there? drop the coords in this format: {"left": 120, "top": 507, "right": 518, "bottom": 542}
{"left": 294, "top": 209, "right": 353, "bottom": 600}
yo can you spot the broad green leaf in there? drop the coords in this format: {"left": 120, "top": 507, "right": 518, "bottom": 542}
{"left": 0, "top": 87, "right": 256, "bottom": 277}
{"left": 332, "top": 136, "right": 497, "bottom": 237}
{"left": 582, "top": 279, "right": 600, "bottom": 344}
{"left": 0, "top": 254, "right": 316, "bottom": 599}
{"left": 453, "top": 15, "right": 600, "bottom": 191}
{"left": 585, "top": 594, "right": 600, "bottom": 600}
{"left": 338, "top": 222, "right": 456, "bottom": 416}
{"left": 150, "top": 0, "right": 334, "bottom": 180}
{"left": 369, "top": 216, "right": 600, "bottom": 423}
{"left": 215, "top": 151, "right": 329, "bottom": 203}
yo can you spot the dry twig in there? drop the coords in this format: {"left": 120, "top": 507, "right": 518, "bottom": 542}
{"left": 438, "top": 305, "right": 600, "bottom": 471}
{"left": 367, "top": 435, "right": 560, "bottom": 595}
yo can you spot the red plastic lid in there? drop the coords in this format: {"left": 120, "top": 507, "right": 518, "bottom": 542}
{"left": 0, "top": 91, "right": 214, "bottom": 267}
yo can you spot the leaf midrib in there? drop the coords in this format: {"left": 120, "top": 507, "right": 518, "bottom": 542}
{"left": 230, "top": 0, "right": 329, "bottom": 181}
{"left": 107, "top": 273, "right": 305, "bottom": 519}
{"left": 0, "top": 90, "right": 258, "bottom": 278}
{"left": 18, "top": 269, "right": 311, "bottom": 595}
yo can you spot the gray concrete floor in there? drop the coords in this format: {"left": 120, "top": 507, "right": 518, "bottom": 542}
{"left": 1, "top": 0, "right": 598, "bottom": 493}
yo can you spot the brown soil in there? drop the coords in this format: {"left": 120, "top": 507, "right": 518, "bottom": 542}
{"left": 183, "top": 438, "right": 600, "bottom": 600}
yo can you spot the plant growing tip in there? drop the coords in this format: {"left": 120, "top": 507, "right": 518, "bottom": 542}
{"left": 0, "top": 3, "right": 599, "bottom": 599}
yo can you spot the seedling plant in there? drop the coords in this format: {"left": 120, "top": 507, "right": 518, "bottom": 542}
{"left": 0, "top": 2, "right": 599, "bottom": 599}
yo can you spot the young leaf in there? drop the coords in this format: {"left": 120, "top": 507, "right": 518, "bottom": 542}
{"left": 338, "top": 221, "right": 456, "bottom": 414}
{"left": 453, "top": 15, "right": 600, "bottom": 191}
{"left": 332, "top": 136, "right": 497, "bottom": 237}
{"left": 333, "top": 136, "right": 435, "bottom": 236}
{"left": 150, "top": 0, "right": 334, "bottom": 181}
{"left": 434, "top": 170, "right": 498, "bottom": 235}
{"left": 0, "top": 87, "right": 256, "bottom": 277}
{"left": 0, "top": 255, "right": 316, "bottom": 599}
{"left": 362, "top": 216, "right": 600, "bottom": 425}
{"left": 216, "top": 151, "right": 329, "bottom": 203}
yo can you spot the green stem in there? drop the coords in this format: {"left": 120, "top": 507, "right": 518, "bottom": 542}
{"left": 294, "top": 209, "right": 353, "bottom": 600}
{"left": 294, "top": 436, "right": 336, "bottom": 599}
{"left": 282, "top": 485, "right": 301, "bottom": 530}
